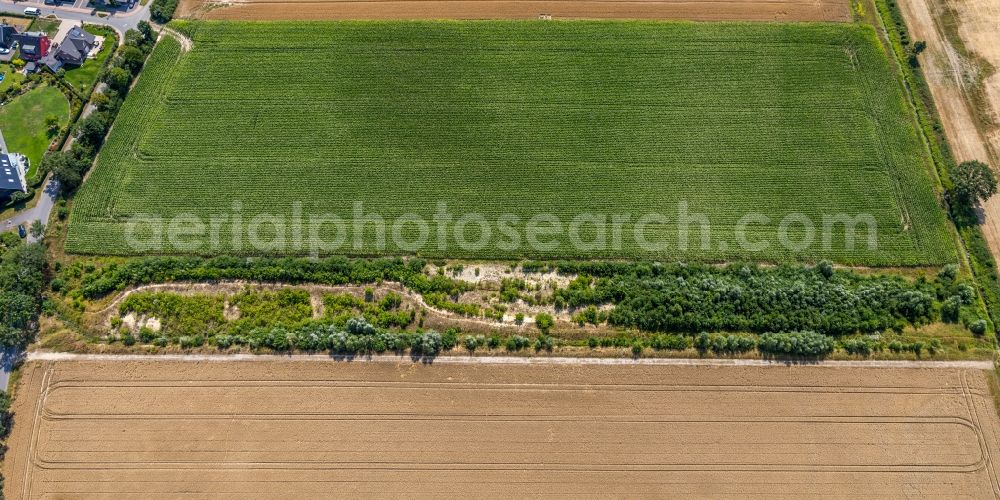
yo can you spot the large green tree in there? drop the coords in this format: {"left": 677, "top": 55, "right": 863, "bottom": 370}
{"left": 0, "top": 243, "right": 47, "bottom": 348}
{"left": 952, "top": 160, "right": 997, "bottom": 208}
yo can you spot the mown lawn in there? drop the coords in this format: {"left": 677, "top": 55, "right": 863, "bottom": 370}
{"left": 27, "top": 18, "right": 61, "bottom": 38}
{"left": 0, "top": 85, "right": 69, "bottom": 179}
{"left": 0, "top": 64, "right": 25, "bottom": 93}
{"left": 68, "top": 21, "right": 956, "bottom": 265}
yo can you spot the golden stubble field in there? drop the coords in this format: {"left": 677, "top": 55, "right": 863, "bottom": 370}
{"left": 3, "top": 360, "right": 1000, "bottom": 498}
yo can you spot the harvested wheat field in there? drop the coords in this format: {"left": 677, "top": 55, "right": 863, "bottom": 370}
{"left": 178, "top": 0, "right": 851, "bottom": 21}
{"left": 4, "top": 360, "right": 1000, "bottom": 498}
{"left": 897, "top": 0, "right": 1000, "bottom": 260}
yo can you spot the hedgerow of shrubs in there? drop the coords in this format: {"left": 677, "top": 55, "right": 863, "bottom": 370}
{"left": 757, "top": 331, "right": 835, "bottom": 357}
{"left": 108, "top": 305, "right": 953, "bottom": 360}
{"left": 75, "top": 257, "right": 469, "bottom": 300}
{"left": 74, "top": 257, "right": 991, "bottom": 337}
{"left": 117, "top": 287, "right": 424, "bottom": 341}
{"left": 536, "top": 261, "right": 986, "bottom": 335}
{"left": 125, "top": 316, "right": 454, "bottom": 357}
{"left": 118, "top": 289, "right": 316, "bottom": 338}
{"left": 229, "top": 289, "right": 312, "bottom": 333}
{"left": 324, "top": 292, "right": 416, "bottom": 329}
{"left": 119, "top": 292, "right": 225, "bottom": 337}
{"left": 693, "top": 332, "right": 758, "bottom": 354}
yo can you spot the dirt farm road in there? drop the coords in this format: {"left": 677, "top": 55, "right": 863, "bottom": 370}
{"left": 897, "top": 0, "right": 1000, "bottom": 259}
{"left": 24, "top": 351, "right": 998, "bottom": 369}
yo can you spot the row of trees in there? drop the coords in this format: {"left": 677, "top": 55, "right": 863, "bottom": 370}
{"left": 546, "top": 261, "right": 980, "bottom": 335}
{"left": 0, "top": 241, "right": 47, "bottom": 348}
{"left": 110, "top": 315, "right": 895, "bottom": 360}
{"left": 45, "top": 22, "right": 157, "bottom": 194}
{"left": 114, "top": 310, "right": 568, "bottom": 356}
{"left": 114, "top": 317, "right": 460, "bottom": 358}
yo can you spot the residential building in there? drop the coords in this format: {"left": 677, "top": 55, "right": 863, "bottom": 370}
{"left": 0, "top": 153, "right": 27, "bottom": 201}
{"left": 42, "top": 26, "right": 98, "bottom": 72}
{"left": 12, "top": 31, "right": 50, "bottom": 61}
{"left": 0, "top": 23, "right": 18, "bottom": 50}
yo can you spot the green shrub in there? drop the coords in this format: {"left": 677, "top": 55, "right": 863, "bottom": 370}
{"left": 505, "top": 335, "right": 531, "bottom": 351}
{"left": 463, "top": 335, "right": 479, "bottom": 352}
{"left": 758, "top": 331, "right": 834, "bottom": 357}
{"left": 694, "top": 332, "right": 711, "bottom": 351}
{"left": 534, "top": 335, "right": 554, "bottom": 352}
{"left": 941, "top": 295, "right": 962, "bottom": 323}
{"left": 441, "top": 328, "right": 459, "bottom": 349}
{"left": 178, "top": 335, "right": 204, "bottom": 348}
{"left": 631, "top": 342, "right": 643, "bottom": 357}
{"left": 969, "top": 319, "right": 988, "bottom": 336}
{"left": 413, "top": 331, "right": 443, "bottom": 356}
{"left": 840, "top": 337, "right": 883, "bottom": 357}
{"left": 535, "top": 313, "right": 554, "bottom": 333}
{"left": 649, "top": 334, "right": 691, "bottom": 351}
{"left": 709, "top": 334, "right": 756, "bottom": 354}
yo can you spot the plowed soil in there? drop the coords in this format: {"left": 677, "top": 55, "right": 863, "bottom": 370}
{"left": 177, "top": 0, "right": 851, "bottom": 21}
{"left": 4, "top": 360, "right": 1000, "bottom": 498}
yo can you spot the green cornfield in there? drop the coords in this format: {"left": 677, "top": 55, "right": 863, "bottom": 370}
{"left": 66, "top": 20, "right": 956, "bottom": 265}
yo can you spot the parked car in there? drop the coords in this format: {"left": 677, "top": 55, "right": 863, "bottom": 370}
{"left": 0, "top": 47, "right": 9, "bottom": 55}
{"left": 24, "top": 7, "right": 42, "bottom": 16}
{"left": 17, "top": 224, "right": 26, "bottom": 238}
{"left": 44, "top": 0, "right": 57, "bottom": 5}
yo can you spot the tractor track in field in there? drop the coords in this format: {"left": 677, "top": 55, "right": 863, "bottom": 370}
{"left": 4, "top": 360, "right": 999, "bottom": 497}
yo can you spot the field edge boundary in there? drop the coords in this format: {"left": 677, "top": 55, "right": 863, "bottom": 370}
{"left": 24, "top": 351, "right": 996, "bottom": 369}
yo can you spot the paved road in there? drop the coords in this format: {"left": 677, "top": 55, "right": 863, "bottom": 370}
{"left": 0, "top": 0, "right": 150, "bottom": 40}
{"left": 0, "top": 348, "right": 21, "bottom": 390}
{"left": 2, "top": 176, "right": 58, "bottom": 242}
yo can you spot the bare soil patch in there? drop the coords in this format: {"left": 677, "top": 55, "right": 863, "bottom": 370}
{"left": 178, "top": 0, "right": 851, "bottom": 21}
{"left": 4, "top": 360, "right": 1000, "bottom": 497}
{"left": 87, "top": 281, "right": 548, "bottom": 334}
{"left": 0, "top": 17, "right": 32, "bottom": 30}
